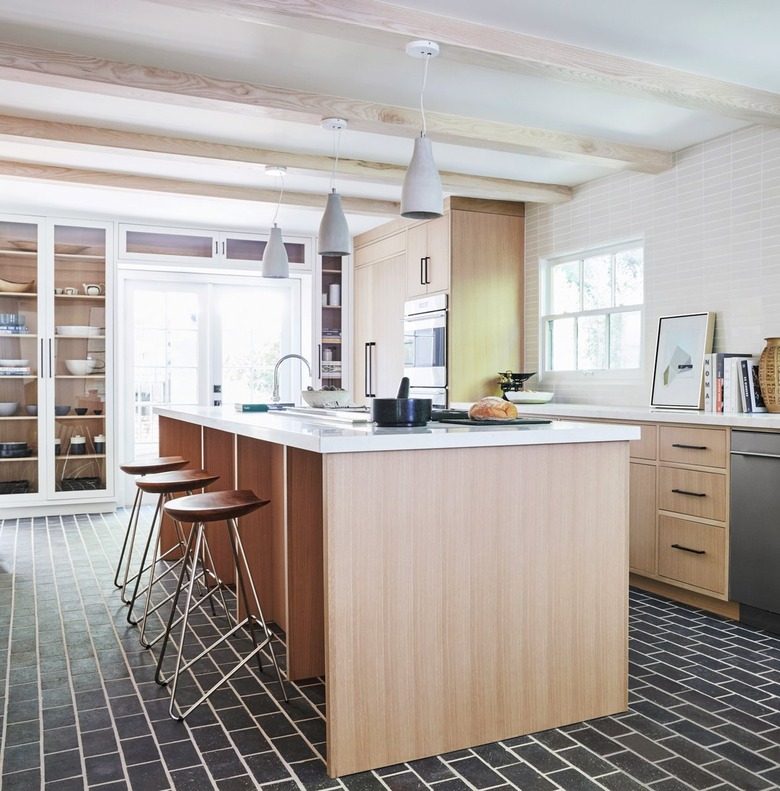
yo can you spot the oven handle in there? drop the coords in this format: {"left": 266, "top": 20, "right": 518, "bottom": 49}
{"left": 364, "top": 342, "right": 376, "bottom": 398}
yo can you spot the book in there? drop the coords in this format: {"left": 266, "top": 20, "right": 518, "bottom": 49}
{"left": 703, "top": 355, "right": 714, "bottom": 412}
{"left": 712, "top": 353, "right": 753, "bottom": 412}
{"left": 741, "top": 360, "right": 767, "bottom": 413}
{"left": 724, "top": 356, "right": 752, "bottom": 413}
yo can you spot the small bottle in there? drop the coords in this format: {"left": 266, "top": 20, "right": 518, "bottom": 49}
{"left": 323, "top": 347, "right": 333, "bottom": 362}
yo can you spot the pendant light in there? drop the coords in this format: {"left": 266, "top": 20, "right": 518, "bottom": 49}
{"left": 318, "top": 117, "right": 351, "bottom": 257}
{"left": 262, "top": 165, "right": 289, "bottom": 278}
{"left": 401, "top": 40, "right": 443, "bottom": 219}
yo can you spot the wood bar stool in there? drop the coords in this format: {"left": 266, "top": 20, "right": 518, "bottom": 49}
{"left": 156, "top": 489, "right": 287, "bottom": 721}
{"left": 126, "top": 469, "right": 221, "bottom": 634}
{"left": 115, "top": 456, "right": 189, "bottom": 601}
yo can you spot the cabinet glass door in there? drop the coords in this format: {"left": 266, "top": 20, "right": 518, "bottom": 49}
{"left": 52, "top": 225, "right": 108, "bottom": 494}
{"left": 0, "top": 219, "right": 41, "bottom": 497}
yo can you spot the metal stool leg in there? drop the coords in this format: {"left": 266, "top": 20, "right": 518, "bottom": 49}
{"left": 158, "top": 516, "right": 287, "bottom": 721}
{"left": 114, "top": 485, "right": 143, "bottom": 596}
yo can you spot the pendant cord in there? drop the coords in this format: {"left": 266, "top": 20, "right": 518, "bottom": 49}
{"left": 420, "top": 53, "right": 431, "bottom": 137}
{"left": 330, "top": 126, "right": 342, "bottom": 192}
{"left": 272, "top": 175, "right": 285, "bottom": 225}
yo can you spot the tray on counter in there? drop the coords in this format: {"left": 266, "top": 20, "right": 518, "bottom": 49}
{"left": 433, "top": 417, "right": 552, "bottom": 426}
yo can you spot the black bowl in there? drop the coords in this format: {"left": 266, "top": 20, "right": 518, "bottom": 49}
{"left": 371, "top": 398, "right": 432, "bottom": 427}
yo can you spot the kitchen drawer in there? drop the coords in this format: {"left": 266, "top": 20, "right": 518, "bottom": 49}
{"left": 630, "top": 423, "right": 657, "bottom": 461}
{"left": 659, "top": 426, "right": 727, "bottom": 468}
{"left": 658, "top": 466, "right": 726, "bottom": 521}
{"left": 658, "top": 516, "right": 726, "bottom": 594}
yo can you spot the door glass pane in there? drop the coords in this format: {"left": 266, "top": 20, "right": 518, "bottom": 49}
{"left": 577, "top": 315, "right": 607, "bottom": 370}
{"left": 0, "top": 220, "right": 40, "bottom": 496}
{"left": 217, "top": 286, "right": 294, "bottom": 404}
{"left": 132, "top": 290, "right": 200, "bottom": 457}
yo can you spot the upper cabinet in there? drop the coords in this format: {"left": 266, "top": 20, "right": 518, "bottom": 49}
{"left": 406, "top": 215, "right": 449, "bottom": 297}
{"left": 317, "top": 255, "right": 346, "bottom": 389}
{"left": 0, "top": 217, "right": 113, "bottom": 510}
{"left": 353, "top": 199, "right": 525, "bottom": 405}
{"left": 119, "top": 225, "right": 310, "bottom": 270}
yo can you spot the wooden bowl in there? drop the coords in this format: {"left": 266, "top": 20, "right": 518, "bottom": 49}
{"left": 0, "top": 277, "right": 34, "bottom": 293}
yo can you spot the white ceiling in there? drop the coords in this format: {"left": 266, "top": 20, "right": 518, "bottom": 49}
{"left": 0, "top": 0, "right": 776, "bottom": 237}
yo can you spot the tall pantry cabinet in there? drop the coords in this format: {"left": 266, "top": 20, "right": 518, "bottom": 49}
{"left": 352, "top": 199, "right": 525, "bottom": 405}
{"left": 0, "top": 216, "right": 113, "bottom": 514}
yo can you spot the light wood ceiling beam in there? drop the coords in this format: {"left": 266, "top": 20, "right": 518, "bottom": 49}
{"left": 0, "top": 159, "right": 399, "bottom": 215}
{"left": 0, "top": 42, "right": 671, "bottom": 173}
{"left": 0, "top": 114, "right": 572, "bottom": 204}
{"left": 150, "top": 0, "right": 780, "bottom": 127}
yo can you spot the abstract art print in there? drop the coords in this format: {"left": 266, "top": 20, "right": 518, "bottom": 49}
{"left": 651, "top": 312, "right": 715, "bottom": 408}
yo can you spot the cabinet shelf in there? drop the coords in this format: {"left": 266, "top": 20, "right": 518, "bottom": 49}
{"left": 0, "top": 455, "right": 38, "bottom": 463}
{"left": 54, "top": 294, "right": 105, "bottom": 302}
{"left": 0, "top": 375, "right": 36, "bottom": 380}
{"left": 0, "top": 332, "right": 36, "bottom": 338}
{"left": 0, "top": 290, "right": 37, "bottom": 298}
{"left": 56, "top": 453, "right": 106, "bottom": 461}
{"left": 56, "top": 375, "right": 106, "bottom": 380}
{"left": 321, "top": 337, "right": 342, "bottom": 344}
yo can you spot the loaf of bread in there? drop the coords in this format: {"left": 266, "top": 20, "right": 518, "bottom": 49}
{"left": 468, "top": 397, "right": 518, "bottom": 421}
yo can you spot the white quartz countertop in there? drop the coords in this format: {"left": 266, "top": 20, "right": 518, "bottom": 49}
{"left": 156, "top": 406, "right": 639, "bottom": 454}
{"left": 506, "top": 402, "right": 780, "bottom": 429}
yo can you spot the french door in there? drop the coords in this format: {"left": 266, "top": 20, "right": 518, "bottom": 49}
{"left": 121, "top": 273, "right": 300, "bottom": 462}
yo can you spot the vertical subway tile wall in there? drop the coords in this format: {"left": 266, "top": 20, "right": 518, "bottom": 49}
{"left": 525, "top": 124, "right": 780, "bottom": 406}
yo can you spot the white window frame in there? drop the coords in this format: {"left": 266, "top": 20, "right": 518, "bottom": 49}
{"left": 539, "top": 239, "right": 645, "bottom": 383}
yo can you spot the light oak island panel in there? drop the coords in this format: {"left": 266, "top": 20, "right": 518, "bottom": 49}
{"left": 322, "top": 442, "right": 628, "bottom": 776}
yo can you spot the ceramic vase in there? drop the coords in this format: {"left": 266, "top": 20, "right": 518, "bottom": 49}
{"left": 758, "top": 337, "right": 780, "bottom": 413}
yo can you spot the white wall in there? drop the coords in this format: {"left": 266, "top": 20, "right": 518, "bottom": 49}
{"left": 525, "top": 124, "right": 780, "bottom": 406}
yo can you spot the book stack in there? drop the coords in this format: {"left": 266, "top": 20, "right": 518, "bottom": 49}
{"left": 703, "top": 353, "right": 765, "bottom": 413}
{"left": 0, "top": 364, "right": 31, "bottom": 376}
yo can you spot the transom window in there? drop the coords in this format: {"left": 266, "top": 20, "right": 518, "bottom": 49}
{"left": 541, "top": 242, "right": 644, "bottom": 372}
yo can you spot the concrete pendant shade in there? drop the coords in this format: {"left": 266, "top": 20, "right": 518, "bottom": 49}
{"left": 262, "top": 224, "right": 289, "bottom": 278}
{"left": 318, "top": 190, "right": 351, "bottom": 256}
{"left": 401, "top": 135, "right": 444, "bottom": 219}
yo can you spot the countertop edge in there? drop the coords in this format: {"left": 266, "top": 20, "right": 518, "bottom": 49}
{"left": 156, "top": 406, "right": 639, "bottom": 453}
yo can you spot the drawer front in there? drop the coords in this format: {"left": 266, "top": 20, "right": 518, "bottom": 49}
{"left": 659, "top": 426, "right": 727, "bottom": 468}
{"left": 630, "top": 423, "right": 657, "bottom": 461}
{"left": 658, "top": 516, "right": 726, "bottom": 594}
{"left": 658, "top": 467, "right": 726, "bottom": 521}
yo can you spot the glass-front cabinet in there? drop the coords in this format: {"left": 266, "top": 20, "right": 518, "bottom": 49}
{"left": 0, "top": 216, "right": 113, "bottom": 508}
{"left": 317, "top": 255, "right": 345, "bottom": 389}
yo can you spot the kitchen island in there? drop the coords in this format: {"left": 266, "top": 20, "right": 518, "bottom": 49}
{"left": 156, "top": 406, "right": 638, "bottom": 777}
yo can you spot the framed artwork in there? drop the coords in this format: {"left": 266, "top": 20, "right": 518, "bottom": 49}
{"left": 651, "top": 312, "right": 715, "bottom": 408}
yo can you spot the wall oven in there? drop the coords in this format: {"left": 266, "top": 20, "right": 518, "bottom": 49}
{"left": 403, "top": 294, "right": 447, "bottom": 408}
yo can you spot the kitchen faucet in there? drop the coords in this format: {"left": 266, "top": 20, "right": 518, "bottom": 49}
{"left": 272, "top": 354, "right": 311, "bottom": 402}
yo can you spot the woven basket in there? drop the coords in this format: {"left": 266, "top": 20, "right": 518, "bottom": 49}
{"left": 758, "top": 338, "right": 780, "bottom": 413}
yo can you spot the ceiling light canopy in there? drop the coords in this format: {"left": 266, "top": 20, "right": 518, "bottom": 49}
{"left": 318, "top": 117, "right": 351, "bottom": 257}
{"left": 401, "top": 40, "right": 443, "bottom": 220}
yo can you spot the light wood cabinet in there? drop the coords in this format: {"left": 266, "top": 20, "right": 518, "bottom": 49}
{"left": 352, "top": 254, "right": 406, "bottom": 402}
{"left": 629, "top": 462, "right": 657, "bottom": 574}
{"left": 353, "top": 198, "right": 524, "bottom": 406}
{"left": 405, "top": 215, "right": 449, "bottom": 297}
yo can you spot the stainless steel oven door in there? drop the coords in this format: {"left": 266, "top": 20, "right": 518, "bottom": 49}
{"left": 403, "top": 309, "right": 447, "bottom": 388}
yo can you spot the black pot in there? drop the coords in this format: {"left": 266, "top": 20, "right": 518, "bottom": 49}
{"left": 371, "top": 376, "right": 432, "bottom": 427}
{"left": 371, "top": 397, "right": 432, "bottom": 427}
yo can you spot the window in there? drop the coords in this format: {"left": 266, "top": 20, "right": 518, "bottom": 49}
{"left": 541, "top": 242, "right": 644, "bottom": 372}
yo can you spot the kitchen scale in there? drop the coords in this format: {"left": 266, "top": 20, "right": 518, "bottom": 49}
{"left": 498, "top": 371, "right": 554, "bottom": 404}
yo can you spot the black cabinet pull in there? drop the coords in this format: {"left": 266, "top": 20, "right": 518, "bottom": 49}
{"left": 671, "top": 488, "right": 706, "bottom": 497}
{"left": 423, "top": 256, "right": 431, "bottom": 285}
{"left": 420, "top": 257, "right": 425, "bottom": 286}
{"left": 672, "top": 443, "right": 708, "bottom": 450}
{"left": 364, "top": 342, "right": 376, "bottom": 398}
{"left": 671, "top": 543, "right": 706, "bottom": 555}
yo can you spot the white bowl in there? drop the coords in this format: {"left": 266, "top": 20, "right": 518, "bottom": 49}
{"left": 0, "top": 401, "right": 19, "bottom": 416}
{"left": 504, "top": 391, "right": 554, "bottom": 404}
{"left": 56, "top": 325, "right": 101, "bottom": 336}
{"left": 65, "top": 359, "right": 97, "bottom": 376}
{"left": 301, "top": 389, "right": 352, "bottom": 408}
{"left": 0, "top": 359, "right": 28, "bottom": 367}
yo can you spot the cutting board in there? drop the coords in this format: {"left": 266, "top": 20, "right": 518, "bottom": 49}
{"left": 435, "top": 417, "right": 552, "bottom": 426}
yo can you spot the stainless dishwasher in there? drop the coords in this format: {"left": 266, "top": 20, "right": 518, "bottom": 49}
{"left": 730, "top": 430, "right": 780, "bottom": 632}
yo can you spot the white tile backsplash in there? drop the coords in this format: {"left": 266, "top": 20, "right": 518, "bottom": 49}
{"left": 525, "top": 124, "right": 780, "bottom": 406}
